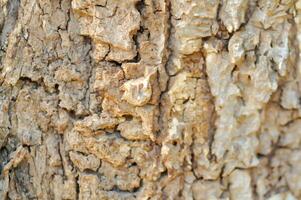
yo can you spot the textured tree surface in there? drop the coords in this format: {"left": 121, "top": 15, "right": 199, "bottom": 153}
{"left": 0, "top": 0, "right": 301, "bottom": 199}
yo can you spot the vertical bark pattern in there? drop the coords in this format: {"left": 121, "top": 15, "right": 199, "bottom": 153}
{"left": 0, "top": 0, "right": 301, "bottom": 199}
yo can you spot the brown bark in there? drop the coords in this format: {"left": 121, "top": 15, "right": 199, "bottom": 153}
{"left": 0, "top": 0, "right": 301, "bottom": 199}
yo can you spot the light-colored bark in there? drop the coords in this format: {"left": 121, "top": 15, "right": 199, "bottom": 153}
{"left": 0, "top": 0, "right": 301, "bottom": 199}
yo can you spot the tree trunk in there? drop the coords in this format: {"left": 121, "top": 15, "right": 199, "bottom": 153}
{"left": 0, "top": 0, "right": 301, "bottom": 199}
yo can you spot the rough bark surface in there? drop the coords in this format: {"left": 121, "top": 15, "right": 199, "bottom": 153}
{"left": 0, "top": 0, "right": 301, "bottom": 199}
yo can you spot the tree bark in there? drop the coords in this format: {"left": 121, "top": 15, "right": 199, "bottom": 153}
{"left": 0, "top": 0, "right": 301, "bottom": 199}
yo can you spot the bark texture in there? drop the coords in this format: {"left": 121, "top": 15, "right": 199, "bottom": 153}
{"left": 0, "top": 0, "right": 301, "bottom": 199}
